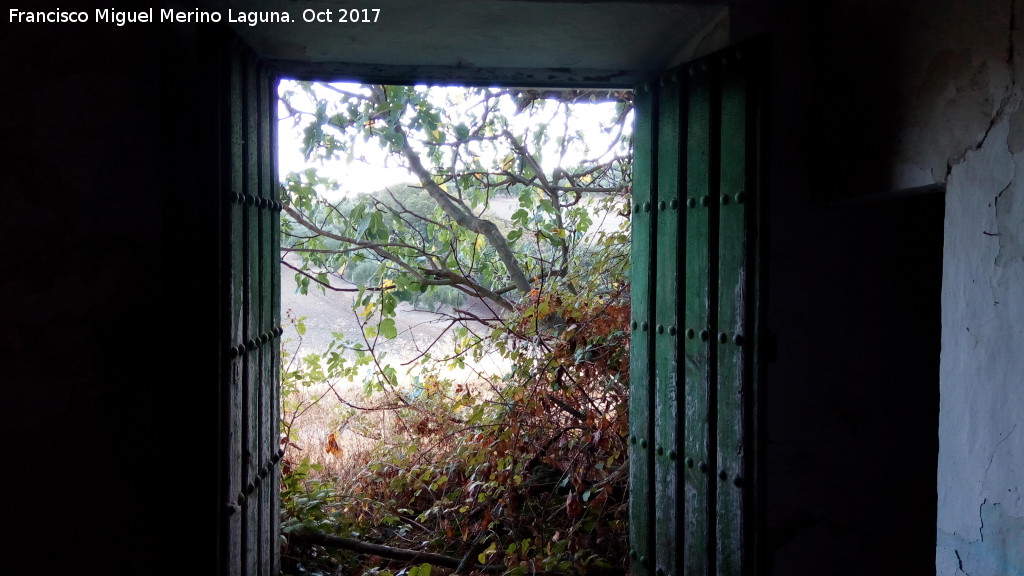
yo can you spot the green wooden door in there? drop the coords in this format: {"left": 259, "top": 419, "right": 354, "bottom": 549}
{"left": 630, "top": 40, "right": 766, "bottom": 576}
{"left": 218, "top": 29, "right": 283, "bottom": 576}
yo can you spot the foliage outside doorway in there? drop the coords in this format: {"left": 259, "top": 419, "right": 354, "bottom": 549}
{"left": 275, "top": 82, "right": 636, "bottom": 576}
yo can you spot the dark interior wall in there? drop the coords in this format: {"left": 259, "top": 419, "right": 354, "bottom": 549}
{"left": 762, "top": 196, "right": 943, "bottom": 575}
{"left": 0, "top": 6, "right": 220, "bottom": 573}
{"left": 733, "top": 1, "right": 944, "bottom": 574}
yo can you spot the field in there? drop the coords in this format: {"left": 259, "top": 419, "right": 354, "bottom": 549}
{"left": 279, "top": 252, "right": 509, "bottom": 481}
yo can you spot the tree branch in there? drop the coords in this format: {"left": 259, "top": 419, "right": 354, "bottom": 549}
{"left": 284, "top": 202, "right": 461, "bottom": 287}
{"left": 503, "top": 88, "right": 634, "bottom": 111}
{"left": 287, "top": 529, "right": 503, "bottom": 573}
{"left": 281, "top": 258, "right": 392, "bottom": 293}
{"left": 419, "top": 267, "right": 515, "bottom": 310}
{"left": 398, "top": 128, "right": 533, "bottom": 295}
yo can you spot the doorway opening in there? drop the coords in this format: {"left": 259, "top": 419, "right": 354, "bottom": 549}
{"left": 274, "top": 80, "right": 636, "bottom": 576}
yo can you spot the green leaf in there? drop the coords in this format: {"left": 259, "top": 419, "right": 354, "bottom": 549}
{"left": 380, "top": 318, "right": 398, "bottom": 340}
{"left": 519, "top": 189, "right": 534, "bottom": 208}
{"left": 478, "top": 541, "right": 496, "bottom": 563}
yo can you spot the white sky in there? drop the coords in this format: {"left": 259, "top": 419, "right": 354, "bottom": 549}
{"left": 276, "top": 82, "right": 630, "bottom": 202}
{"left": 277, "top": 142, "right": 410, "bottom": 199}
{"left": 276, "top": 85, "right": 411, "bottom": 199}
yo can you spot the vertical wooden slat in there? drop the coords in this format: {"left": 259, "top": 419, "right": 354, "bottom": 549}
{"left": 257, "top": 62, "right": 276, "bottom": 576}
{"left": 715, "top": 50, "right": 749, "bottom": 576}
{"left": 268, "top": 68, "right": 283, "bottom": 576}
{"left": 242, "top": 48, "right": 261, "bottom": 576}
{"left": 683, "top": 59, "right": 714, "bottom": 576}
{"left": 654, "top": 71, "right": 684, "bottom": 576}
{"left": 221, "top": 29, "right": 279, "bottom": 576}
{"left": 225, "top": 37, "right": 246, "bottom": 576}
{"left": 629, "top": 80, "right": 657, "bottom": 576}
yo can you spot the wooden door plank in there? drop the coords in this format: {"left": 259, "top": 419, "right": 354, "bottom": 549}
{"left": 225, "top": 38, "right": 246, "bottom": 576}
{"left": 267, "top": 66, "right": 283, "bottom": 576}
{"left": 628, "top": 80, "right": 657, "bottom": 576}
{"left": 257, "top": 60, "right": 276, "bottom": 576}
{"left": 243, "top": 48, "right": 261, "bottom": 576}
{"left": 653, "top": 70, "right": 686, "bottom": 576}
{"left": 683, "top": 58, "right": 714, "bottom": 576}
{"left": 715, "top": 49, "right": 748, "bottom": 576}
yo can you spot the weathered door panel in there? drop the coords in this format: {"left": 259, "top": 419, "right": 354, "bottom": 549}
{"left": 220, "top": 30, "right": 282, "bottom": 576}
{"left": 630, "top": 39, "right": 765, "bottom": 576}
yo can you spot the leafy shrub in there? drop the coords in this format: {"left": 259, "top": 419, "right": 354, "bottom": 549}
{"left": 277, "top": 81, "right": 634, "bottom": 576}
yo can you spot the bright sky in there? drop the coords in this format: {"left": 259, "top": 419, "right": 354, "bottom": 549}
{"left": 276, "top": 84, "right": 411, "bottom": 200}
{"left": 276, "top": 82, "right": 630, "bottom": 202}
{"left": 277, "top": 142, "right": 410, "bottom": 200}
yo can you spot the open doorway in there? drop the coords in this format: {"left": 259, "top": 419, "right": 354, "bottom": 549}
{"left": 273, "top": 81, "right": 636, "bottom": 576}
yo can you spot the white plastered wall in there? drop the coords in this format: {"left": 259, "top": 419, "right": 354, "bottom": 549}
{"left": 894, "top": 0, "right": 1024, "bottom": 572}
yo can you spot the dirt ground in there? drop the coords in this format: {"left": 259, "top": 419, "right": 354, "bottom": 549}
{"left": 279, "top": 253, "right": 507, "bottom": 376}
{"left": 279, "top": 253, "right": 511, "bottom": 476}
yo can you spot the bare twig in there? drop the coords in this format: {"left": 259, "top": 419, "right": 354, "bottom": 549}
{"left": 287, "top": 529, "right": 504, "bottom": 573}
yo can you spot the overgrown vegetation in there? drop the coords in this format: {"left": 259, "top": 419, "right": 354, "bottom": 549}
{"left": 277, "top": 82, "right": 633, "bottom": 576}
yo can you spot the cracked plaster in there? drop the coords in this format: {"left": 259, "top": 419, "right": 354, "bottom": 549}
{"left": 893, "top": 0, "right": 1018, "bottom": 188}
{"left": 937, "top": 502, "right": 1024, "bottom": 576}
{"left": 934, "top": 1, "right": 1024, "bottom": 572}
